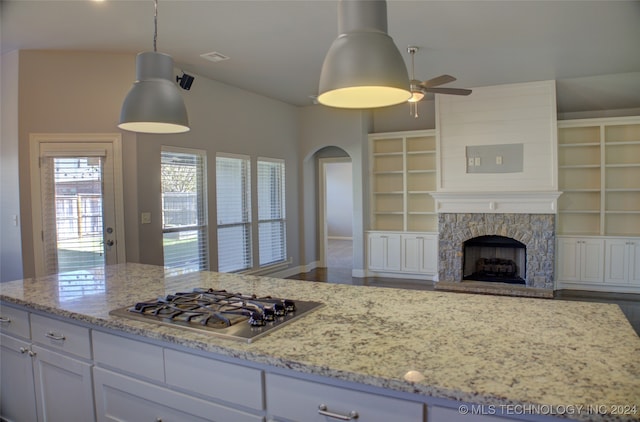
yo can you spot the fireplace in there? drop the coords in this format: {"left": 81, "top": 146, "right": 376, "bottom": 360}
{"left": 463, "top": 235, "right": 526, "bottom": 284}
{"left": 438, "top": 213, "right": 555, "bottom": 290}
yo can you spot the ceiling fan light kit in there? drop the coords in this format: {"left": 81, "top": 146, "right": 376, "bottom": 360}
{"left": 118, "top": 0, "right": 190, "bottom": 134}
{"left": 318, "top": 0, "right": 411, "bottom": 109}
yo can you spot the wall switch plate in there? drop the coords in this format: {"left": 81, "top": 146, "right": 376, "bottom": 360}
{"left": 141, "top": 212, "right": 151, "bottom": 224}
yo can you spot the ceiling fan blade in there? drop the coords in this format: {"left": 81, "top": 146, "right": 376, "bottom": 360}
{"left": 420, "top": 74, "right": 457, "bottom": 88}
{"left": 425, "top": 87, "right": 472, "bottom": 96}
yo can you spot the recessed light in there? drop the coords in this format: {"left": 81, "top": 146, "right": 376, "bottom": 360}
{"left": 200, "top": 52, "right": 229, "bottom": 63}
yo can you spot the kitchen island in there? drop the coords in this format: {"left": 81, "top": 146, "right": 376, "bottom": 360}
{"left": 1, "top": 263, "right": 639, "bottom": 421}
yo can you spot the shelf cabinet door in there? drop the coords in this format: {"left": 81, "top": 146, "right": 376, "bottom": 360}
{"left": 0, "top": 333, "right": 38, "bottom": 422}
{"left": 401, "top": 234, "right": 437, "bottom": 274}
{"left": 605, "top": 239, "right": 640, "bottom": 285}
{"left": 368, "top": 233, "right": 401, "bottom": 271}
{"left": 557, "top": 237, "right": 603, "bottom": 283}
{"left": 32, "top": 345, "right": 95, "bottom": 422}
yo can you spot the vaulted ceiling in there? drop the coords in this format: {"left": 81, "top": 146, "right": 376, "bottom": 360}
{"left": 2, "top": 0, "right": 640, "bottom": 113}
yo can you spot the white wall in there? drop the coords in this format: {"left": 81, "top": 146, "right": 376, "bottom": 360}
{"left": 325, "top": 161, "right": 353, "bottom": 238}
{"left": 0, "top": 50, "right": 24, "bottom": 282}
{"left": 436, "top": 80, "right": 558, "bottom": 192}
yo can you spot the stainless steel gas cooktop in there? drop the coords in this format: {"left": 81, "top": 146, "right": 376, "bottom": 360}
{"left": 110, "top": 288, "right": 323, "bottom": 343}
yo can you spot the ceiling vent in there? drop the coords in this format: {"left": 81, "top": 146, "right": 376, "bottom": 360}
{"left": 200, "top": 51, "right": 229, "bottom": 63}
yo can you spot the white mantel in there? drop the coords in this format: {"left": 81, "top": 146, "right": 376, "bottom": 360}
{"left": 430, "top": 191, "right": 562, "bottom": 214}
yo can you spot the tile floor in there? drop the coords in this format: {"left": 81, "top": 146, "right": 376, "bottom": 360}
{"left": 288, "top": 240, "right": 640, "bottom": 337}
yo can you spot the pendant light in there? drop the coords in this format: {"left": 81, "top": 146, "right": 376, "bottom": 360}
{"left": 318, "top": 0, "right": 411, "bottom": 109}
{"left": 118, "top": 0, "right": 189, "bottom": 134}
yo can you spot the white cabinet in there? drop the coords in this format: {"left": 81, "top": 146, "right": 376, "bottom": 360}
{"left": 32, "top": 345, "right": 95, "bottom": 422}
{"left": 402, "top": 233, "right": 438, "bottom": 275}
{"left": 0, "top": 307, "right": 95, "bottom": 422}
{"left": 368, "top": 231, "right": 437, "bottom": 279}
{"left": 93, "top": 367, "right": 262, "bottom": 422}
{"left": 367, "top": 232, "right": 401, "bottom": 272}
{"left": 604, "top": 238, "right": 640, "bottom": 285}
{"left": 0, "top": 332, "right": 38, "bottom": 422}
{"left": 557, "top": 237, "right": 604, "bottom": 283}
{"left": 266, "top": 373, "right": 423, "bottom": 422}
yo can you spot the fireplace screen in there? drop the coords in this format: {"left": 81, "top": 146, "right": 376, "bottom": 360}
{"left": 463, "top": 235, "right": 526, "bottom": 284}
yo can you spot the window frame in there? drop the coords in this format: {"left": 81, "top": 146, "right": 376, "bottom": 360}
{"left": 160, "top": 146, "right": 209, "bottom": 273}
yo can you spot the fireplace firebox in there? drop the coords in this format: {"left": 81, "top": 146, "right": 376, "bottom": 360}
{"left": 463, "top": 235, "right": 526, "bottom": 284}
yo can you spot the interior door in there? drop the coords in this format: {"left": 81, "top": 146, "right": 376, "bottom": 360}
{"left": 31, "top": 136, "right": 123, "bottom": 276}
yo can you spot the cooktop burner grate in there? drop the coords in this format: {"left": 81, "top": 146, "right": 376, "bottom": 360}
{"left": 110, "top": 288, "right": 323, "bottom": 343}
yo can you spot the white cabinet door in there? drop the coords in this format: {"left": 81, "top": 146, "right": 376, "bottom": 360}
{"left": 0, "top": 333, "right": 38, "bottom": 422}
{"left": 401, "top": 234, "right": 438, "bottom": 274}
{"left": 630, "top": 240, "right": 640, "bottom": 285}
{"left": 32, "top": 345, "right": 95, "bottom": 422}
{"left": 581, "top": 239, "right": 604, "bottom": 282}
{"left": 557, "top": 238, "right": 582, "bottom": 281}
{"left": 605, "top": 238, "right": 640, "bottom": 285}
{"left": 557, "top": 237, "right": 603, "bottom": 283}
{"left": 367, "top": 233, "right": 401, "bottom": 271}
{"left": 605, "top": 239, "right": 629, "bottom": 284}
{"left": 94, "top": 367, "right": 262, "bottom": 422}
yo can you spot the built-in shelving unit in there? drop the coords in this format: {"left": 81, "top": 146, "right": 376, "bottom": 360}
{"left": 369, "top": 130, "right": 437, "bottom": 232}
{"left": 557, "top": 117, "right": 640, "bottom": 237}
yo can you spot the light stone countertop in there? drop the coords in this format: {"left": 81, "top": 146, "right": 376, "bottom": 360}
{"left": 1, "top": 263, "right": 639, "bottom": 421}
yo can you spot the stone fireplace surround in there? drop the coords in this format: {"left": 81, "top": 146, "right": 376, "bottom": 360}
{"left": 437, "top": 213, "right": 555, "bottom": 291}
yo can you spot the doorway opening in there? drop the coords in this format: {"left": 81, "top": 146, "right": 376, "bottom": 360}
{"left": 319, "top": 155, "right": 353, "bottom": 273}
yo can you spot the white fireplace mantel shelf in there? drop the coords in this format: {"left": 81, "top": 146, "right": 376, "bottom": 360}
{"left": 430, "top": 191, "right": 562, "bottom": 214}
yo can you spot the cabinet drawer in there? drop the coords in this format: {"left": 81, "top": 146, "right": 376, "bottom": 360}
{"left": 30, "top": 314, "right": 91, "bottom": 359}
{"left": 164, "top": 349, "right": 264, "bottom": 411}
{"left": 0, "top": 304, "right": 30, "bottom": 339}
{"left": 93, "top": 330, "right": 164, "bottom": 382}
{"left": 266, "top": 373, "right": 424, "bottom": 422}
{"left": 94, "top": 367, "right": 263, "bottom": 422}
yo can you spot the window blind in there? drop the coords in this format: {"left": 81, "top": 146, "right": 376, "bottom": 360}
{"left": 257, "top": 158, "right": 286, "bottom": 266}
{"left": 216, "top": 154, "right": 252, "bottom": 272}
{"left": 41, "top": 156, "right": 106, "bottom": 275}
{"left": 161, "top": 148, "right": 208, "bottom": 273}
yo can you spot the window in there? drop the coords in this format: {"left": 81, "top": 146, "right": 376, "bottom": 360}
{"left": 216, "top": 154, "right": 252, "bottom": 272}
{"left": 258, "top": 158, "right": 286, "bottom": 266}
{"left": 161, "top": 148, "right": 208, "bottom": 272}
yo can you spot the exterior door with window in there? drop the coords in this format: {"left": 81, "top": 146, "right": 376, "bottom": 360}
{"left": 31, "top": 135, "right": 125, "bottom": 276}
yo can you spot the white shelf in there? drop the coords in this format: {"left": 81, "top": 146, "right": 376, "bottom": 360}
{"left": 557, "top": 116, "right": 640, "bottom": 237}
{"left": 369, "top": 130, "right": 437, "bottom": 232}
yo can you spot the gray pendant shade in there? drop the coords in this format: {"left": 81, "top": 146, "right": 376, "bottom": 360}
{"left": 318, "top": 0, "right": 410, "bottom": 109}
{"left": 118, "top": 52, "right": 190, "bottom": 134}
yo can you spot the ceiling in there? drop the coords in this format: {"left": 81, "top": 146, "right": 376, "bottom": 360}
{"left": 2, "top": 0, "right": 640, "bottom": 114}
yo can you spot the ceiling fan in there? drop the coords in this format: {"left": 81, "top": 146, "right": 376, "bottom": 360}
{"left": 407, "top": 46, "right": 472, "bottom": 118}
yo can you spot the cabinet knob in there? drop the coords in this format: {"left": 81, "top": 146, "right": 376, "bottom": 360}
{"left": 318, "top": 404, "right": 359, "bottom": 420}
{"left": 28, "top": 350, "right": 36, "bottom": 357}
{"left": 19, "top": 347, "right": 28, "bottom": 354}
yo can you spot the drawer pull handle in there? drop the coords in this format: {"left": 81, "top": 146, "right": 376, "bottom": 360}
{"left": 318, "top": 404, "right": 359, "bottom": 420}
{"left": 45, "top": 331, "right": 66, "bottom": 341}
{"left": 0, "top": 317, "right": 11, "bottom": 324}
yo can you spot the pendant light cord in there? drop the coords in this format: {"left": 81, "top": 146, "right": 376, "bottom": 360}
{"left": 153, "top": 0, "right": 158, "bottom": 52}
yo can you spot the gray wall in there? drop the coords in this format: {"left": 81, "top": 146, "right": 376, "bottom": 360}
{"left": 298, "top": 105, "right": 370, "bottom": 273}
{"left": 1, "top": 50, "right": 23, "bottom": 282}
{"left": 325, "top": 161, "right": 353, "bottom": 238}
{"left": 11, "top": 50, "right": 300, "bottom": 277}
